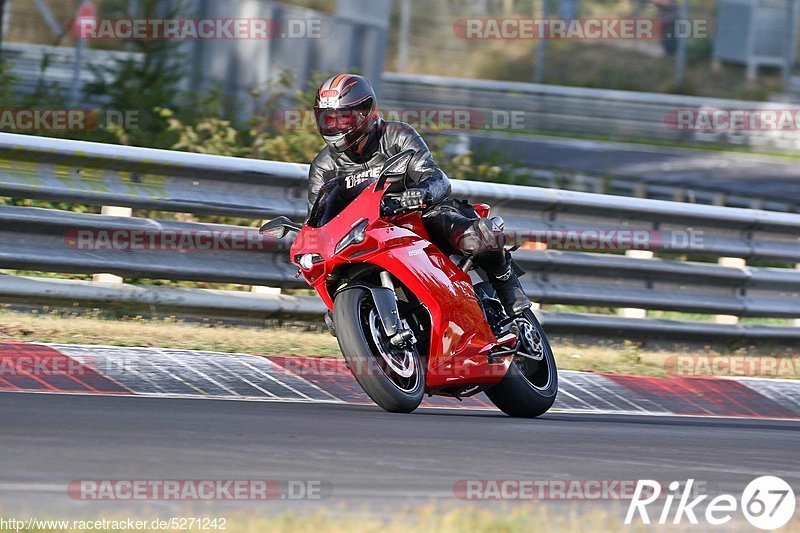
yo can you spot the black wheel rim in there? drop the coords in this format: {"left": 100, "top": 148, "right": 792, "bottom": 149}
{"left": 359, "top": 298, "right": 421, "bottom": 394}
{"left": 513, "top": 316, "right": 553, "bottom": 391}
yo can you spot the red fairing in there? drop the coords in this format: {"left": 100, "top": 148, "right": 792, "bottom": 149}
{"left": 289, "top": 180, "right": 511, "bottom": 392}
{"left": 472, "top": 203, "right": 491, "bottom": 218}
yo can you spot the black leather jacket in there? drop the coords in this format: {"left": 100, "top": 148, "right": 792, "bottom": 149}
{"left": 307, "top": 119, "right": 451, "bottom": 214}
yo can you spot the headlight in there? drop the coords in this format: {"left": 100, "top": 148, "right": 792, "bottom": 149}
{"left": 335, "top": 219, "right": 369, "bottom": 255}
{"left": 299, "top": 254, "right": 315, "bottom": 270}
{"left": 296, "top": 253, "right": 323, "bottom": 270}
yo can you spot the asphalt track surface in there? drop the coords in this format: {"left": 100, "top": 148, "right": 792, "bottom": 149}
{"left": 470, "top": 133, "right": 800, "bottom": 205}
{"left": 1, "top": 392, "right": 799, "bottom": 520}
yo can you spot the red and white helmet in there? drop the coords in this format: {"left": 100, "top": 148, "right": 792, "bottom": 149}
{"left": 314, "top": 74, "right": 379, "bottom": 153}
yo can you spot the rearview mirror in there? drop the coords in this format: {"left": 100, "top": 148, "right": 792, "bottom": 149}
{"left": 259, "top": 216, "right": 302, "bottom": 239}
{"left": 382, "top": 150, "right": 415, "bottom": 176}
{"left": 377, "top": 149, "right": 415, "bottom": 190}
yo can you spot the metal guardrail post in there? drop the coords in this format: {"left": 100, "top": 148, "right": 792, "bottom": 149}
{"left": 92, "top": 206, "right": 132, "bottom": 284}
{"left": 715, "top": 256, "right": 747, "bottom": 325}
{"left": 617, "top": 249, "right": 654, "bottom": 319}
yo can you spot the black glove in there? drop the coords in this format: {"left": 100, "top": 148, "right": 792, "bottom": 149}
{"left": 387, "top": 188, "right": 428, "bottom": 212}
{"left": 382, "top": 189, "right": 427, "bottom": 215}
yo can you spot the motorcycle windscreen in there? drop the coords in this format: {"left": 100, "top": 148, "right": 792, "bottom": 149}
{"left": 307, "top": 175, "right": 377, "bottom": 228}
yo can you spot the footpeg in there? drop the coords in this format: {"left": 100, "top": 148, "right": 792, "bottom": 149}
{"left": 487, "top": 329, "right": 522, "bottom": 364}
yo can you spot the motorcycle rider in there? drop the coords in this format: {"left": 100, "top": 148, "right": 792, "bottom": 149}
{"left": 308, "top": 74, "right": 531, "bottom": 317}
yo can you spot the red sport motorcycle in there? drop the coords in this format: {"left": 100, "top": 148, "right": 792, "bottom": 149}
{"left": 261, "top": 150, "right": 557, "bottom": 416}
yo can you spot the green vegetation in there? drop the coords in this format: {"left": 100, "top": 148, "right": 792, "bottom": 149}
{"left": 83, "top": 0, "right": 191, "bottom": 147}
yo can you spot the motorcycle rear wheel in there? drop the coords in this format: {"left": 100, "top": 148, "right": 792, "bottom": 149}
{"left": 333, "top": 288, "right": 425, "bottom": 413}
{"left": 485, "top": 309, "right": 558, "bottom": 418}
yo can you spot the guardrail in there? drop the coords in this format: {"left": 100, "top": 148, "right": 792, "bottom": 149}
{"left": 381, "top": 72, "right": 800, "bottom": 152}
{"left": 2, "top": 43, "right": 144, "bottom": 107}
{"left": 1, "top": 132, "right": 799, "bottom": 341}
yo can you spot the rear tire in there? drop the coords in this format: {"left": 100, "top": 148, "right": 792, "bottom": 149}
{"left": 334, "top": 288, "right": 424, "bottom": 413}
{"left": 485, "top": 310, "right": 558, "bottom": 418}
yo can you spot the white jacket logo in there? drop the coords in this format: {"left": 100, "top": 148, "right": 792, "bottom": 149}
{"left": 344, "top": 168, "right": 381, "bottom": 189}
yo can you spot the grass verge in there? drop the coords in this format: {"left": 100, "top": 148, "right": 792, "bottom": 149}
{"left": 1, "top": 309, "right": 796, "bottom": 379}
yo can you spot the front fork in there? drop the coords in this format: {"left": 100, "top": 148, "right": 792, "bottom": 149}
{"left": 328, "top": 270, "right": 416, "bottom": 347}
{"left": 377, "top": 271, "right": 417, "bottom": 347}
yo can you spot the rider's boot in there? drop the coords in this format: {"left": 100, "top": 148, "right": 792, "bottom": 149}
{"left": 458, "top": 218, "right": 532, "bottom": 318}
{"left": 487, "top": 264, "right": 531, "bottom": 318}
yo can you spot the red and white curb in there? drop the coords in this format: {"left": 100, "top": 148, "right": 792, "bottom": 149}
{"left": 1, "top": 342, "right": 799, "bottom": 419}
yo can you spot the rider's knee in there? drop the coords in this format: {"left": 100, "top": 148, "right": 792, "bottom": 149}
{"left": 453, "top": 217, "right": 506, "bottom": 255}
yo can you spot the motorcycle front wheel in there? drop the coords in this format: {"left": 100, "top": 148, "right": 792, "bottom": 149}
{"left": 485, "top": 309, "right": 558, "bottom": 418}
{"left": 333, "top": 287, "right": 425, "bottom": 413}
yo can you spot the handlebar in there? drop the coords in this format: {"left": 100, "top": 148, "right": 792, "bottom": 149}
{"left": 381, "top": 201, "right": 427, "bottom": 217}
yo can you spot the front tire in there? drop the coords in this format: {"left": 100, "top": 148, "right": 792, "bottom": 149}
{"left": 333, "top": 288, "right": 424, "bottom": 413}
{"left": 485, "top": 310, "right": 558, "bottom": 418}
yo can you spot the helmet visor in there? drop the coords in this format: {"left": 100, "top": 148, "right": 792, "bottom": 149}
{"left": 314, "top": 99, "right": 373, "bottom": 137}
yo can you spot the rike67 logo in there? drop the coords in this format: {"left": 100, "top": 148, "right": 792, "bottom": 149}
{"left": 626, "top": 476, "right": 796, "bottom": 530}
